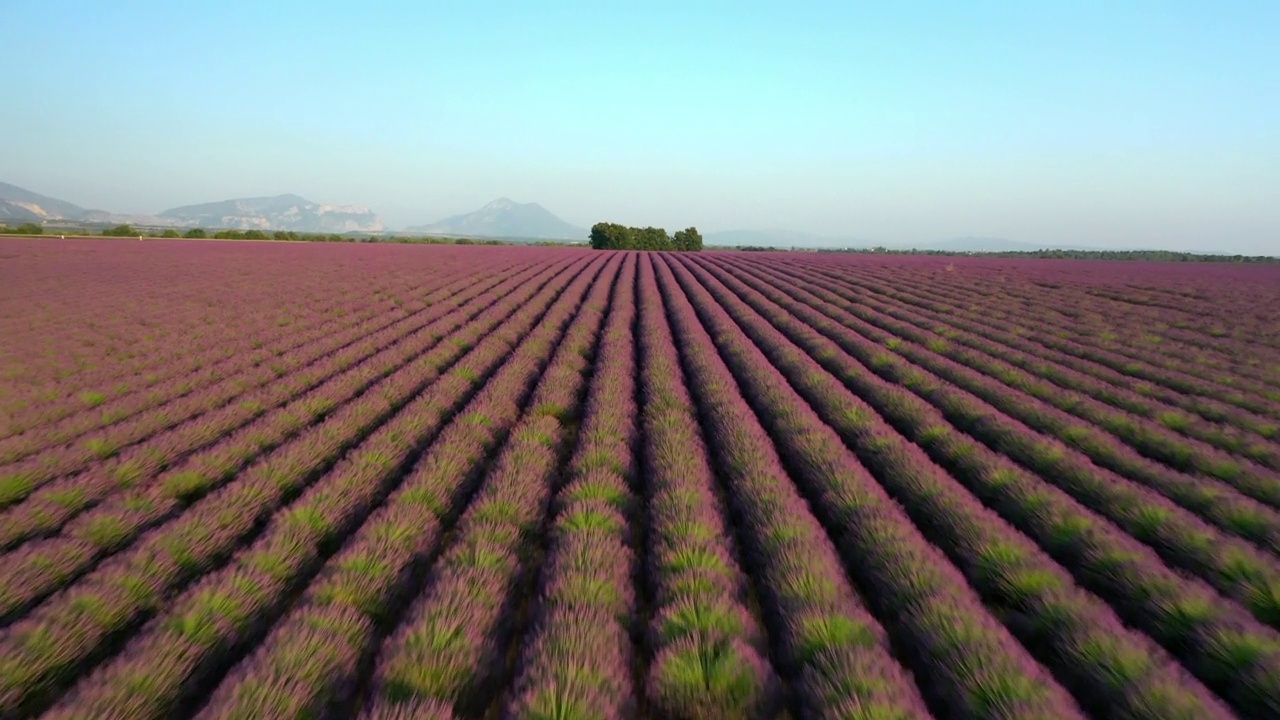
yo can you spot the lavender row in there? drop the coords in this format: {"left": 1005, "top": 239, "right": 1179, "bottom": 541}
{"left": 0, "top": 259, "right": 483, "bottom": 455}
{"left": 970, "top": 270, "right": 1280, "bottom": 393}
{"left": 866, "top": 259, "right": 1280, "bottom": 381}
{"left": 357, "top": 257, "right": 618, "bottom": 718}
{"left": 42, "top": 256, "right": 613, "bottom": 720}
{"left": 0, "top": 292, "right": 322, "bottom": 431}
{"left": 0, "top": 248, "right": 462, "bottom": 419}
{"left": 645, "top": 255, "right": 935, "bottom": 719}
{"left": 0, "top": 263, "right": 497, "bottom": 496}
{"left": 792, "top": 259, "right": 1280, "bottom": 437}
{"left": 707, "top": 254, "right": 1280, "bottom": 717}
{"left": 793, "top": 261, "right": 1280, "bottom": 468}
{"left": 0, "top": 253, "right": 367, "bottom": 391}
{"left": 679, "top": 254, "right": 1232, "bottom": 719}
{"left": 0, "top": 261, "right": 557, "bottom": 620}
{"left": 504, "top": 254, "right": 641, "bottom": 719}
{"left": 835, "top": 280, "right": 1280, "bottom": 536}
{"left": 207, "top": 256, "right": 626, "bottom": 720}
{"left": 0, "top": 257, "right": 586, "bottom": 717}
{"left": 741, "top": 259, "right": 1280, "bottom": 626}
{"left": 0, "top": 305, "right": 388, "bottom": 490}
{"left": 908, "top": 267, "right": 1277, "bottom": 381}
{"left": 0, "top": 265, "right": 432, "bottom": 449}
{"left": 890, "top": 286, "right": 1278, "bottom": 466}
{"left": 659, "top": 255, "right": 1085, "bottom": 719}
{"left": 814, "top": 261, "right": 1280, "bottom": 422}
{"left": 1036, "top": 283, "right": 1280, "bottom": 394}
{"left": 883, "top": 265, "right": 1280, "bottom": 431}
{"left": 0, "top": 260, "right": 527, "bottom": 545}
{"left": 633, "top": 254, "right": 782, "bottom": 720}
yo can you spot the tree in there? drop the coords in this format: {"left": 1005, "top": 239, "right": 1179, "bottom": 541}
{"left": 6, "top": 223, "right": 44, "bottom": 235}
{"left": 637, "top": 227, "right": 671, "bottom": 250}
{"left": 589, "top": 222, "right": 701, "bottom": 251}
{"left": 673, "top": 227, "right": 703, "bottom": 252}
{"left": 160, "top": 229, "right": 181, "bottom": 238}
{"left": 590, "top": 222, "right": 633, "bottom": 250}
{"left": 184, "top": 228, "right": 207, "bottom": 238}
{"left": 243, "top": 230, "right": 268, "bottom": 240}
{"left": 102, "top": 224, "right": 136, "bottom": 237}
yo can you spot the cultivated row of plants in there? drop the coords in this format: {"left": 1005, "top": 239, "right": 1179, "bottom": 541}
{"left": 0, "top": 256, "right": 594, "bottom": 717}
{"left": 0, "top": 261, "right": 558, "bottom": 620}
{"left": 697, "top": 254, "right": 1280, "bottom": 717}
{"left": 4, "top": 242, "right": 1278, "bottom": 717}
{"left": 672, "top": 253, "right": 1232, "bottom": 718}
{"left": 0, "top": 263, "right": 518, "bottom": 502}
{"left": 42, "top": 256, "right": 618, "bottom": 720}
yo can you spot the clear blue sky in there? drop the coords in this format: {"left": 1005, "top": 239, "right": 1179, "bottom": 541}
{"left": 4, "top": 0, "right": 1277, "bottom": 253}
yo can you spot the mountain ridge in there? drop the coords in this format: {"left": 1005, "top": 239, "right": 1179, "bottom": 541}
{"left": 0, "top": 183, "right": 384, "bottom": 233}
{"left": 5, "top": 182, "right": 1266, "bottom": 255}
{"left": 407, "top": 198, "right": 587, "bottom": 240}
{"left": 706, "top": 229, "right": 1120, "bottom": 253}
{"left": 158, "top": 194, "right": 383, "bottom": 233}
{"left": 0, "top": 182, "right": 94, "bottom": 222}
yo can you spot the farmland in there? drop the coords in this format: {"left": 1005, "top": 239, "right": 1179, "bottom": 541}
{"left": 1, "top": 237, "right": 1279, "bottom": 719}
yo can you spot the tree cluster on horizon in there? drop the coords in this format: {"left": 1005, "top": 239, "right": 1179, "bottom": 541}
{"left": 813, "top": 246, "right": 1280, "bottom": 263}
{"left": 0, "top": 223, "right": 44, "bottom": 235}
{"left": 589, "top": 222, "right": 703, "bottom": 251}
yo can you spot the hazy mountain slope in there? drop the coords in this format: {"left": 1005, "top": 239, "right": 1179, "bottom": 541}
{"left": 159, "top": 194, "right": 383, "bottom": 232}
{"left": 408, "top": 198, "right": 587, "bottom": 239}
{"left": 0, "top": 182, "right": 91, "bottom": 221}
{"left": 706, "top": 228, "right": 872, "bottom": 248}
{"left": 894, "top": 237, "right": 1107, "bottom": 252}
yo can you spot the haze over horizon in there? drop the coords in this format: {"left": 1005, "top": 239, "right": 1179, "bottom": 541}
{"left": 4, "top": 1, "right": 1277, "bottom": 255}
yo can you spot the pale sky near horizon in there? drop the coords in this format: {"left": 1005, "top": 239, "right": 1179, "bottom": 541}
{"left": 3, "top": 1, "right": 1277, "bottom": 253}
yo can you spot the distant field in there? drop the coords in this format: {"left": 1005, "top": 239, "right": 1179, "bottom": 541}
{"left": 3, "top": 237, "right": 1280, "bottom": 719}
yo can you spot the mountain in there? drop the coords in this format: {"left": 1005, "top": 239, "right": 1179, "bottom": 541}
{"left": 159, "top": 194, "right": 383, "bottom": 233}
{"left": 0, "top": 182, "right": 92, "bottom": 222}
{"left": 407, "top": 198, "right": 587, "bottom": 240}
{"left": 706, "top": 230, "right": 1114, "bottom": 253}
{"left": 706, "top": 229, "right": 871, "bottom": 248}
{"left": 894, "top": 237, "right": 1109, "bottom": 252}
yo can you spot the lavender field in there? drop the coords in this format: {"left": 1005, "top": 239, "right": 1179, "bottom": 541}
{"left": 2, "top": 237, "right": 1280, "bottom": 720}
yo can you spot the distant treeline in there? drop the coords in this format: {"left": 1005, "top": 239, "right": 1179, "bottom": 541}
{"left": 812, "top": 247, "right": 1280, "bottom": 263}
{"left": 589, "top": 223, "right": 703, "bottom": 251}
{"left": 698, "top": 242, "right": 1278, "bottom": 263}
{"left": 11, "top": 224, "right": 1264, "bottom": 262}
{"left": 0, "top": 223, "right": 44, "bottom": 235}
{"left": 0, "top": 223, "right": 544, "bottom": 246}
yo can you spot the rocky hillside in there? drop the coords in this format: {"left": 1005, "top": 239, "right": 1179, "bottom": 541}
{"left": 159, "top": 194, "right": 383, "bottom": 233}
{"left": 407, "top": 198, "right": 586, "bottom": 240}
{"left": 0, "top": 182, "right": 91, "bottom": 222}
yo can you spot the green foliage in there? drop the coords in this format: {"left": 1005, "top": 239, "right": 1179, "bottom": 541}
{"left": 650, "top": 637, "right": 767, "bottom": 718}
{"left": 101, "top": 224, "right": 138, "bottom": 237}
{"left": 2, "top": 223, "right": 44, "bottom": 235}
{"left": 212, "top": 229, "right": 268, "bottom": 239}
{"left": 673, "top": 226, "right": 704, "bottom": 251}
{"left": 0, "top": 473, "right": 34, "bottom": 505}
{"left": 93, "top": 225, "right": 527, "bottom": 246}
{"left": 590, "top": 222, "right": 703, "bottom": 251}
{"left": 78, "top": 390, "right": 107, "bottom": 407}
{"left": 814, "top": 246, "right": 1280, "bottom": 263}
